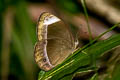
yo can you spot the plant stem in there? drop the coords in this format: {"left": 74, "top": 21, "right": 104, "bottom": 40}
{"left": 81, "top": 0, "right": 93, "bottom": 42}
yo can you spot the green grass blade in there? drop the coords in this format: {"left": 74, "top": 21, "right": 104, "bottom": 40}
{"left": 60, "top": 66, "right": 95, "bottom": 80}
{"left": 38, "top": 70, "right": 46, "bottom": 80}
{"left": 68, "top": 23, "right": 120, "bottom": 60}
{"left": 109, "top": 62, "right": 120, "bottom": 80}
{"left": 81, "top": 0, "right": 92, "bottom": 41}
{"left": 90, "top": 73, "right": 98, "bottom": 80}
{"left": 38, "top": 34, "right": 120, "bottom": 80}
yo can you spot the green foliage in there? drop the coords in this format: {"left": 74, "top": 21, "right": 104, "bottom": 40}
{"left": 11, "top": 1, "right": 36, "bottom": 80}
{"left": 81, "top": 0, "right": 92, "bottom": 41}
{"left": 0, "top": 0, "right": 120, "bottom": 80}
{"left": 90, "top": 73, "right": 98, "bottom": 80}
{"left": 108, "top": 62, "right": 120, "bottom": 80}
{"left": 38, "top": 34, "right": 120, "bottom": 80}
{"left": 55, "top": 0, "right": 80, "bottom": 13}
{"left": 0, "top": 0, "right": 37, "bottom": 80}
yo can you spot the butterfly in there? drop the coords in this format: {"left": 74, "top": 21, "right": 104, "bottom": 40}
{"left": 34, "top": 12, "right": 78, "bottom": 71}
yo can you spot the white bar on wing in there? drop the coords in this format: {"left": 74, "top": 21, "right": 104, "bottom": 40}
{"left": 44, "top": 16, "right": 60, "bottom": 25}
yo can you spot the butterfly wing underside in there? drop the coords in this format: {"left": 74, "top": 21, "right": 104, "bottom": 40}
{"left": 34, "top": 12, "right": 76, "bottom": 71}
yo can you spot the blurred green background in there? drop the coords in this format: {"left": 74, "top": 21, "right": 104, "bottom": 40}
{"left": 0, "top": 0, "right": 81, "bottom": 80}
{"left": 0, "top": 0, "right": 120, "bottom": 80}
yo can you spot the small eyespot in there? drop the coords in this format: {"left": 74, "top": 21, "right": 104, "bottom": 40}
{"left": 43, "top": 58, "right": 47, "bottom": 62}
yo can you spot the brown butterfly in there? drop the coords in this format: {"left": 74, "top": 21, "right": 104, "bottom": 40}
{"left": 34, "top": 12, "right": 78, "bottom": 71}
